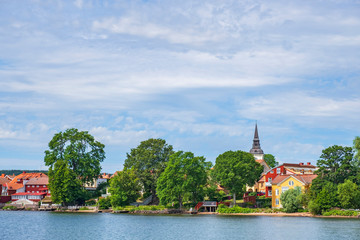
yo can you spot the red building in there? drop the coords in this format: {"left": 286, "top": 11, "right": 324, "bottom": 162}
{"left": 265, "top": 162, "right": 317, "bottom": 197}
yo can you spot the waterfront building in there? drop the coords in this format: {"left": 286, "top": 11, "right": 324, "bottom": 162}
{"left": 271, "top": 174, "right": 317, "bottom": 208}
{"left": 265, "top": 163, "right": 317, "bottom": 198}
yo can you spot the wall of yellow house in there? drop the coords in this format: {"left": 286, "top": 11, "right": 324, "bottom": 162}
{"left": 272, "top": 176, "right": 305, "bottom": 208}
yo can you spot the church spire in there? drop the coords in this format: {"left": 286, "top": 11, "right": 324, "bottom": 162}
{"left": 250, "top": 123, "right": 264, "bottom": 155}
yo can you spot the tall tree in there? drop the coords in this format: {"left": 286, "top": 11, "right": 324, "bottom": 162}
{"left": 44, "top": 128, "right": 105, "bottom": 205}
{"left": 48, "top": 159, "right": 84, "bottom": 206}
{"left": 109, "top": 170, "right": 142, "bottom": 207}
{"left": 124, "top": 138, "right": 174, "bottom": 199}
{"left": 156, "top": 151, "right": 210, "bottom": 209}
{"left": 315, "top": 145, "right": 355, "bottom": 184}
{"left": 263, "top": 154, "right": 278, "bottom": 168}
{"left": 44, "top": 128, "right": 105, "bottom": 184}
{"left": 214, "top": 150, "right": 263, "bottom": 206}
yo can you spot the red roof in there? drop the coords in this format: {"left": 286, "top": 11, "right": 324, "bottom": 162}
{"left": 272, "top": 174, "right": 317, "bottom": 185}
{"left": 12, "top": 192, "right": 46, "bottom": 196}
{"left": 5, "top": 172, "right": 48, "bottom": 191}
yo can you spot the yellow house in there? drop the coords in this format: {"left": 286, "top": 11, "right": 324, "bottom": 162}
{"left": 272, "top": 174, "right": 317, "bottom": 208}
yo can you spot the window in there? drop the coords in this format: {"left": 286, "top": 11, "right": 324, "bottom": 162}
{"left": 37, "top": 185, "right": 39, "bottom": 188}
{"left": 276, "top": 198, "right": 279, "bottom": 205}
{"left": 282, "top": 187, "right": 289, "bottom": 193}
{"left": 275, "top": 189, "right": 279, "bottom": 196}
{"left": 43, "top": 185, "right": 46, "bottom": 187}
{"left": 270, "top": 170, "right": 274, "bottom": 174}
{"left": 289, "top": 180, "right": 294, "bottom": 186}
{"left": 277, "top": 168, "right": 281, "bottom": 174}
{"left": 268, "top": 190, "right": 272, "bottom": 196}
{"left": 268, "top": 178, "right": 272, "bottom": 183}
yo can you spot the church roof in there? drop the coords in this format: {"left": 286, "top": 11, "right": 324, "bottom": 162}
{"left": 249, "top": 123, "right": 264, "bottom": 154}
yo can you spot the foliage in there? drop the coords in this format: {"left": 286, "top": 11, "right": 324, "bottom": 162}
{"left": 48, "top": 159, "right": 85, "bottom": 206}
{"left": 44, "top": 128, "right": 105, "bottom": 185}
{"left": 217, "top": 206, "right": 254, "bottom": 213}
{"left": 204, "top": 186, "right": 226, "bottom": 201}
{"left": 315, "top": 182, "right": 339, "bottom": 212}
{"left": 124, "top": 138, "right": 174, "bottom": 199}
{"left": 263, "top": 154, "right": 278, "bottom": 168}
{"left": 2, "top": 206, "right": 17, "bottom": 210}
{"left": 109, "top": 170, "right": 141, "bottom": 207}
{"left": 298, "top": 189, "right": 311, "bottom": 209}
{"left": 280, "top": 187, "right": 302, "bottom": 213}
{"left": 322, "top": 209, "right": 358, "bottom": 216}
{"left": 354, "top": 136, "right": 360, "bottom": 162}
{"left": 213, "top": 150, "right": 263, "bottom": 205}
{"left": 85, "top": 199, "right": 97, "bottom": 206}
{"left": 337, "top": 179, "right": 360, "bottom": 209}
{"left": 0, "top": 170, "right": 48, "bottom": 176}
{"left": 315, "top": 145, "right": 355, "bottom": 185}
{"left": 98, "top": 197, "right": 111, "bottom": 210}
{"left": 308, "top": 200, "right": 321, "bottom": 215}
{"left": 156, "top": 151, "right": 210, "bottom": 209}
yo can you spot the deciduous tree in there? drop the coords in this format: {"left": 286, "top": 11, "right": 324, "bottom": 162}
{"left": 109, "top": 170, "right": 142, "bottom": 207}
{"left": 214, "top": 150, "right": 263, "bottom": 206}
{"left": 280, "top": 187, "right": 301, "bottom": 213}
{"left": 124, "top": 138, "right": 174, "bottom": 200}
{"left": 337, "top": 179, "right": 360, "bottom": 209}
{"left": 264, "top": 154, "right": 278, "bottom": 168}
{"left": 156, "top": 151, "right": 210, "bottom": 209}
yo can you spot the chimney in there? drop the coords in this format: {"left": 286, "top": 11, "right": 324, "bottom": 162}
{"left": 299, "top": 163, "right": 304, "bottom": 166}
{"left": 23, "top": 171, "right": 26, "bottom": 174}
{"left": 1, "top": 174, "right": 4, "bottom": 178}
{"left": 307, "top": 162, "right": 311, "bottom": 165}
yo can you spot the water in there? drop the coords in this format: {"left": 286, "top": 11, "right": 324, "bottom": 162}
{"left": 2, "top": 211, "right": 360, "bottom": 240}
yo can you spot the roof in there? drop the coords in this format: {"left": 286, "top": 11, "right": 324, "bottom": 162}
{"left": 12, "top": 192, "right": 47, "bottom": 196}
{"left": 0, "top": 177, "right": 10, "bottom": 185}
{"left": 256, "top": 159, "right": 270, "bottom": 173}
{"left": 283, "top": 163, "right": 317, "bottom": 169}
{"left": 272, "top": 174, "right": 318, "bottom": 186}
{"left": 25, "top": 176, "right": 49, "bottom": 185}
{"left": 5, "top": 172, "right": 48, "bottom": 190}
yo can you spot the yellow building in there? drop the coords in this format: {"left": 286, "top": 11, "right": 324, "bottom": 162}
{"left": 271, "top": 174, "right": 317, "bottom": 208}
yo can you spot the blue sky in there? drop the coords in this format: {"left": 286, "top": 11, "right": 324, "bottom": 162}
{"left": 0, "top": 0, "right": 359, "bottom": 172}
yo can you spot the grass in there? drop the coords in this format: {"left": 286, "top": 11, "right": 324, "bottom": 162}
{"left": 113, "top": 205, "right": 166, "bottom": 212}
{"left": 79, "top": 207, "right": 90, "bottom": 210}
{"left": 2, "top": 206, "right": 17, "bottom": 210}
{"left": 217, "top": 205, "right": 254, "bottom": 213}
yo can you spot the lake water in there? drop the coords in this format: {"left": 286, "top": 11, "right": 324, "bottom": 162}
{"left": 2, "top": 211, "right": 360, "bottom": 240}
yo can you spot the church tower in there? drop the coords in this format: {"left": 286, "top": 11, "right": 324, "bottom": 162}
{"left": 249, "top": 123, "right": 264, "bottom": 160}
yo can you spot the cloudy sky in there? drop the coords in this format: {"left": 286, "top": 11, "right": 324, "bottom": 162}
{"left": 0, "top": 0, "right": 359, "bottom": 172}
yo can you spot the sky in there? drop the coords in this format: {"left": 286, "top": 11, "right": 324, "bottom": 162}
{"left": 0, "top": 0, "right": 360, "bottom": 173}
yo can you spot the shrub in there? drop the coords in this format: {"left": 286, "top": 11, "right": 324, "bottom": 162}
{"left": 217, "top": 206, "right": 254, "bottom": 214}
{"left": 98, "top": 197, "right": 111, "bottom": 210}
{"left": 3, "top": 206, "right": 17, "bottom": 210}
{"left": 322, "top": 209, "right": 358, "bottom": 216}
{"left": 308, "top": 200, "right": 321, "bottom": 215}
{"left": 280, "top": 187, "right": 301, "bottom": 213}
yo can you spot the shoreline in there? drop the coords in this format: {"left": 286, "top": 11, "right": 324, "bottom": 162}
{"left": 2, "top": 208, "right": 359, "bottom": 219}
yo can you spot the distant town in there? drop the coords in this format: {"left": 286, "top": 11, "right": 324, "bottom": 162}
{"left": 1, "top": 125, "right": 360, "bottom": 218}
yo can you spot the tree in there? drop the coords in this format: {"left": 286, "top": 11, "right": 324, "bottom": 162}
{"left": 337, "top": 179, "right": 360, "bottom": 209}
{"left": 44, "top": 128, "right": 105, "bottom": 184}
{"left": 280, "top": 187, "right": 302, "bottom": 213}
{"left": 354, "top": 136, "right": 360, "bottom": 161}
{"left": 214, "top": 150, "right": 263, "bottom": 206}
{"left": 48, "top": 159, "right": 84, "bottom": 206}
{"left": 314, "top": 182, "right": 339, "bottom": 212}
{"left": 44, "top": 128, "right": 105, "bottom": 205}
{"left": 264, "top": 154, "right": 278, "bottom": 168}
{"left": 124, "top": 138, "right": 174, "bottom": 200}
{"left": 315, "top": 145, "right": 355, "bottom": 184}
{"left": 156, "top": 151, "right": 210, "bottom": 209}
{"left": 109, "top": 170, "right": 142, "bottom": 207}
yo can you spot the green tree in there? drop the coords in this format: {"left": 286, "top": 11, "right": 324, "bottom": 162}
{"left": 316, "top": 145, "right": 355, "bottom": 184}
{"left": 214, "top": 150, "right": 263, "bottom": 206}
{"left": 124, "top": 138, "right": 174, "bottom": 200}
{"left": 109, "top": 170, "right": 141, "bottom": 207}
{"left": 44, "top": 128, "right": 105, "bottom": 184}
{"left": 337, "top": 179, "right": 360, "bottom": 209}
{"left": 280, "top": 187, "right": 301, "bottom": 213}
{"left": 315, "top": 182, "right": 339, "bottom": 212}
{"left": 48, "top": 159, "right": 84, "bottom": 206}
{"left": 354, "top": 136, "right": 360, "bottom": 161}
{"left": 264, "top": 154, "right": 278, "bottom": 168}
{"left": 156, "top": 151, "right": 210, "bottom": 209}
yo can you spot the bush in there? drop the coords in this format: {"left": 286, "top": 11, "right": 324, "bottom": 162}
{"left": 308, "top": 200, "right": 321, "bottom": 215}
{"left": 322, "top": 209, "right": 358, "bottom": 216}
{"left": 86, "top": 199, "right": 97, "bottom": 206}
{"left": 217, "top": 206, "right": 254, "bottom": 214}
{"left": 3, "top": 206, "right": 17, "bottom": 210}
{"left": 98, "top": 197, "right": 111, "bottom": 210}
{"left": 280, "top": 187, "right": 302, "bottom": 213}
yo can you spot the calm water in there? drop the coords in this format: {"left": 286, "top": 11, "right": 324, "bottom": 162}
{"left": 2, "top": 211, "right": 360, "bottom": 240}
